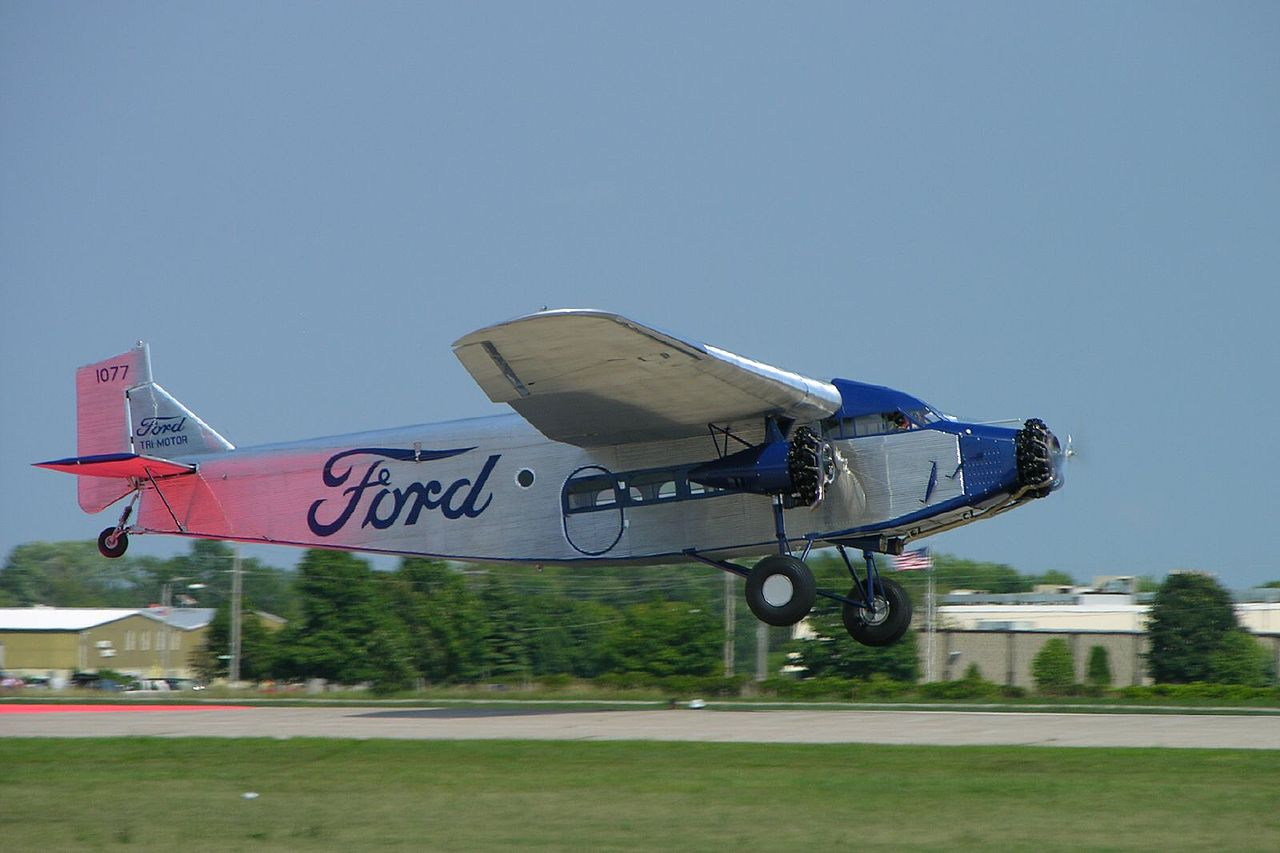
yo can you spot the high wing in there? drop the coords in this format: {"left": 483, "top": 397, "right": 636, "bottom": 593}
{"left": 452, "top": 309, "right": 841, "bottom": 446}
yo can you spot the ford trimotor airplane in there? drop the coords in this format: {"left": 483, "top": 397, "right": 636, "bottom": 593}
{"left": 36, "top": 310, "right": 1067, "bottom": 646}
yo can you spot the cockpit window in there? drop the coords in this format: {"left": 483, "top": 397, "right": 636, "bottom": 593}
{"left": 905, "top": 407, "right": 943, "bottom": 425}
{"left": 825, "top": 408, "right": 940, "bottom": 438}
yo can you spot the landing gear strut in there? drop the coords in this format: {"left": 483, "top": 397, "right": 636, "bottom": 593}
{"left": 685, "top": 506, "right": 913, "bottom": 645}
{"left": 97, "top": 493, "right": 138, "bottom": 559}
{"left": 836, "top": 546, "right": 912, "bottom": 646}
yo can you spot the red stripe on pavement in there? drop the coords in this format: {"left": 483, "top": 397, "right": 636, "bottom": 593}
{"left": 0, "top": 704, "right": 249, "bottom": 713}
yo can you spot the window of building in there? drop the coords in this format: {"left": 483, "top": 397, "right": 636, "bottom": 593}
{"left": 125, "top": 631, "right": 135, "bottom": 651}
{"left": 157, "top": 631, "right": 166, "bottom": 651}
{"left": 140, "top": 631, "right": 150, "bottom": 651}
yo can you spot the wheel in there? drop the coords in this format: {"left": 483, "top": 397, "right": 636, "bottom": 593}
{"left": 843, "top": 576, "right": 912, "bottom": 646}
{"left": 97, "top": 527, "right": 128, "bottom": 559}
{"left": 745, "top": 555, "right": 817, "bottom": 626}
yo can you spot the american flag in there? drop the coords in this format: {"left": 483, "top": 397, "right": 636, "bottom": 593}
{"left": 893, "top": 547, "right": 932, "bottom": 571}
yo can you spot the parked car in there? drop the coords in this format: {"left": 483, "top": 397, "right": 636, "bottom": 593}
{"left": 69, "top": 672, "right": 127, "bottom": 692}
{"left": 125, "top": 678, "right": 173, "bottom": 694}
{"left": 162, "top": 677, "right": 207, "bottom": 691}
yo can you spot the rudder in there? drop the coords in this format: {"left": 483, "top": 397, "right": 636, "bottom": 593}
{"left": 70, "top": 343, "right": 233, "bottom": 512}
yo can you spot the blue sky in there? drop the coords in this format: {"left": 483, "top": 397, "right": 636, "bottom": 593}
{"left": 3, "top": 3, "right": 1278, "bottom": 585}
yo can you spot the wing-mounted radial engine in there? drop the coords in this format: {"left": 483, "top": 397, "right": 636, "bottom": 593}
{"left": 687, "top": 422, "right": 842, "bottom": 508}
{"left": 682, "top": 421, "right": 909, "bottom": 641}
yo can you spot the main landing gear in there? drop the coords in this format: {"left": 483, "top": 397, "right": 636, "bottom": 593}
{"left": 686, "top": 497, "right": 913, "bottom": 647}
{"left": 96, "top": 493, "right": 139, "bottom": 559}
{"left": 744, "top": 554, "right": 817, "bottom": 626}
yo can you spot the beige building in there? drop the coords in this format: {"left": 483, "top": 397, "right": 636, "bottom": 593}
{"left": 915, "top": 589, "right": 1280, "bottom": 686}
{"left": 937, "top": 595, "right": 1280, "bottom": 634}
{"left": 0, "top": 607, "right": 214, "bottom": 680}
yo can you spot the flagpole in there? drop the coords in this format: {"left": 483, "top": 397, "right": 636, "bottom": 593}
{"left": 926, "top": 559, "right": 935, "bottom": 683}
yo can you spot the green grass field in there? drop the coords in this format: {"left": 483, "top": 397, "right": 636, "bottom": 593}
{"left": 2, "top": 739, "right": 1278, "bottom": 851}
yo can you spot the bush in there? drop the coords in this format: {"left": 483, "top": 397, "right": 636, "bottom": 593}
{"left": 760, "top": 676, "right": 856, "bottom": 701}
{"left": 1210, "top": 631, "right": 1276, "bottom": 687}
{"left": 1032, "top": 639, "right": 1075, "bottom": 694}
{"left": 856, "top": 674, "right": 911, "bottom": 700}
{"left": 917, "top": 677, "right": 1002, "bottom": 701}
{"left": 1117, "top": 683, "right": 1280, "bottom": 702}
{"left": 1087, "top": 646, "right": 1112, "bottom": 687}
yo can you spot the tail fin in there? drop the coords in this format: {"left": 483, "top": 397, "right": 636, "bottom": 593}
{"left": 53, "top": 343, "right": 234, "bottom": 512}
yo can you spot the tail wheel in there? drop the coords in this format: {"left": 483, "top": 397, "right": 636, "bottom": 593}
{"left": 843, "top": 577, "right": 912, "bottom": 646}
{"left": 97, "top": 527, "right": 128, "bottom": 559}
{"left": 745, "top": 554, "right": 817, "bottom": 626}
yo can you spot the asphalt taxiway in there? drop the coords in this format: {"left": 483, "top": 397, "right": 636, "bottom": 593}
{"left": 4, "top": 704, "right": 1280, "bottom": 749}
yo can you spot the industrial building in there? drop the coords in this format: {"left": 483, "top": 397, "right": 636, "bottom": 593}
{"left": 913, "top": 585, "right": 1280, "bottom": 687}
{"left": 0, "top": 606, "right": 215, "bottom": 682}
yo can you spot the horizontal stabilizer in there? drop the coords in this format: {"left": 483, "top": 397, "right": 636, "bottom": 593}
{"left": 34, "top": 453, "right": 197, "bottom": 479}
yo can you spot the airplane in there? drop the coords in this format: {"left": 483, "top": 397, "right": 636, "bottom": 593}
{"left": 35, "top": 309, "right": 1068, "bottom": 647}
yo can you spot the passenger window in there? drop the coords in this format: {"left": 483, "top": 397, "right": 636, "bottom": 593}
{"left": 688, "top": 481, "right": 725, "bottom": 497}
{"left": 565, "top": 474, "right": 619, "bottom": 511}
{"left": 627, "top": 471, "right": 679, "bottom": 504}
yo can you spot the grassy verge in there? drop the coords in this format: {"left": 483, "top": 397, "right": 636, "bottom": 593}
{"left": 6, "top": 676, "right": 1280, "bottom": 712}
{"left": 1, "top": 739, "right": 1278, "bottom": 851}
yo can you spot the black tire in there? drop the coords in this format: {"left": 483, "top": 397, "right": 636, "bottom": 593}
{"left": 745, "top": 555, "right": 816, "bottom": 626}
{"left": 97, "top": 527, "right": 128, "bottom": 559}
{"left": 843, "top": 576, "right": 912, "bottom": 646}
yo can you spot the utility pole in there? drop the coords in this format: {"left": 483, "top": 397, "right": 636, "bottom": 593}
{"left": 159, "top": 581, "right": 171, "bottom": 675}
{"left": 926, "top": 566, "right": 936, "bottom": 683}
{"left": 723, "top": 572, "right": 735, "bottom": 676}
{"left": 756, "top": 622, "right": 768, "bottom": 681}
{"left": 229, "top": 546, "right": 242, "bottom": 684}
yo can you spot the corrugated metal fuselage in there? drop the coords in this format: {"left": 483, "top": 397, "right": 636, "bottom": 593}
{"left": 131, "top": 413, "right": 1023, "bottom": 565}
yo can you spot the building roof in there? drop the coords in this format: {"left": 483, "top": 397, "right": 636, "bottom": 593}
{"left": 0, "top": 607, "right": 215, "bottom": 632}
{"left": 155, "top": 607, "right": 216, "bottom": 630}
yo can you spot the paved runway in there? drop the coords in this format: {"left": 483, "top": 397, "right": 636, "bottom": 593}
{"left": 4, "top": 705, "right": 1280, "bottom": 748}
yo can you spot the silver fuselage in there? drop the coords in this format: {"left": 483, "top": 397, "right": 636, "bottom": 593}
{"left": 132, "top": 412, "right": 1003, "bottom": 565}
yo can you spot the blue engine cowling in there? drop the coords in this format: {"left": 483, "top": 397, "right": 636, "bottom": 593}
{"left": 688, "top": 427, "right": 830, "bottom": 506}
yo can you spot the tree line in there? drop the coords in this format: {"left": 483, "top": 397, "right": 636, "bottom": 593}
{"left": 2, "top": 539, "right": 1275, "bottom": 690}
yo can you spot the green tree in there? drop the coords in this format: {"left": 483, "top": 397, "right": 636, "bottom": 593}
{"left": 1209, "top": 630, "right": 1276, "bottom": 686}
{"left": 160, "top": 540, "right": 296, "bottom": 618}
{"left": 1028, "top": 569, "right": 1075, "bottom": 588}
{"left": 1086, "top": 645, "right": 1112, "bottom": 687}
{"left": 274, "top": 550, "right": 414, "bottom": 692}
{"left": 478, "top": 575, "right": 532, "bottom": 679}
{"left": 785, "top": 586, "right": 920, "bottom": 682}
{"left": 1032, "top": 638, "right": 1075, "bottom": 694}
{"left": 790, "top": 627, "right": 920, "bottom": 682}
{"left": 1146, "top": 572, "right": 1238, "bottom": 683}
{"left": 523, "top": 596, "right": 618, "bottom": 679}
{"left": 601, "top": 600, "right": 721, "bottom": 678}
{"left": 192, "top": 601, "right": 278, "bottom": 682}
{"left": 382, "top": 558, "right": 486, "bottom": 684}
{"left": 0, "top": 541, "right": 157, "bottom": 606}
